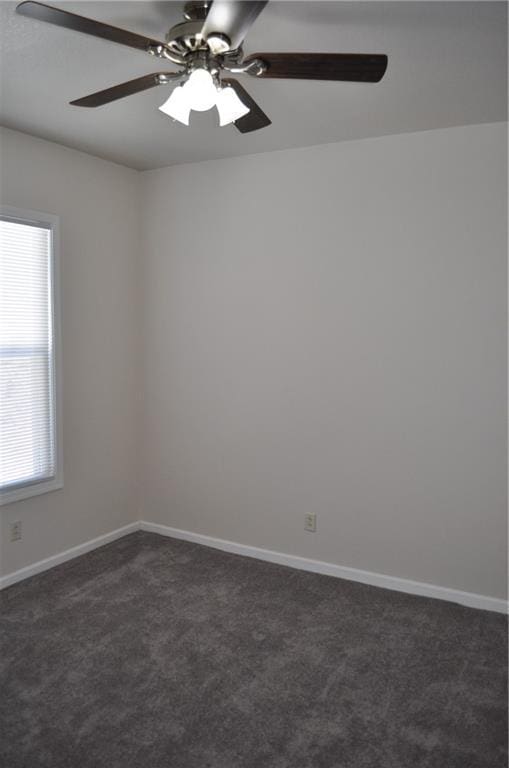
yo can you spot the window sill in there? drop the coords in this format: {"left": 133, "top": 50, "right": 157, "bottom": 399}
{"left": 0, "top": 476, "right": 63, "bottom": 506}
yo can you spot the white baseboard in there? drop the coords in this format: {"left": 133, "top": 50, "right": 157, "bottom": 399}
{"left": 140, "top": 520, "right": 508, "bottom": 614}
{"left": 0, "top": 522, "right": 140, "bottom": 590}
{"left": 2, "top": 519, "right": 507, "bottom": 614}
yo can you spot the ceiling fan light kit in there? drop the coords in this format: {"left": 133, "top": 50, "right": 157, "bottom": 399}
{"left": 15, "top": 0, "right": 388, "bottom": 134}
{"left": 158, "top": 67, "right": 250, "bottom": 126}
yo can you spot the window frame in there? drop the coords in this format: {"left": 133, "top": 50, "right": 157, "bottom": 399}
{"left": 0, "top": 205, "right": 63, "bottom": 505}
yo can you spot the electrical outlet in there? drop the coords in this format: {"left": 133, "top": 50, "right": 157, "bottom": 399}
{"left": 304, "top": 513, "right": 317, "bottom": 533}
{"left": 10, "top": 520, "right": 22, "bottom": 542}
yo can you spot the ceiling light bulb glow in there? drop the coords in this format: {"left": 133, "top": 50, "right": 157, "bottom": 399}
{"left": 158, "top": 86, "right": 191, "bottom": 125}
{"left": 216, "top": 86, "right": 250, "bottom": 126}
{"left": 184, "top": 69, "right": 217, "bottom": 112}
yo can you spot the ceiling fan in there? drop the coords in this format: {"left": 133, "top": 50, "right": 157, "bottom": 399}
{"left": 16, "top": 0, "right": 388, "bottom": 133}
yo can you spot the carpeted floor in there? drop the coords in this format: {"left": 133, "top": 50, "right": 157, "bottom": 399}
{"left": 0, "top": 531, "right": 507, "bottom": 768}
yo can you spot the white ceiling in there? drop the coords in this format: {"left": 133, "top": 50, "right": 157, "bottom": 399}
{"left": 0, "top": 1, "right": 506, "bottom": 170}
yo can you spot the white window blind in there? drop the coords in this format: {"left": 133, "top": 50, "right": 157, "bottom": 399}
{"left": 0, "top": 210, "right": 62, "bottom": 503}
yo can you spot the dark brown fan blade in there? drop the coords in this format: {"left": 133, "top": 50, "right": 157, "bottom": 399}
{"left": 222, "top": 78, "right": 271, "bottom": 133}
{"left": 201, "top": 1, "right": 268, "bottom": 52}
{"left": 16, "top": 1, "right": 166, "bottom": 53}
{"left": 70, "top": 73, "right": 181, "bottom": 107}
{"left": 244, "top": 53, "right": 388, "bottom": 82}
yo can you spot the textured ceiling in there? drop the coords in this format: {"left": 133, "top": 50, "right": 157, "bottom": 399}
{"left": 0, "top": 1, "right": 507, "bottom": 170}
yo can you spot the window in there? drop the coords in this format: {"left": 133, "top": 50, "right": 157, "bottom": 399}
{"left": 0, "top": 206, "right": 62, "bottom": 504}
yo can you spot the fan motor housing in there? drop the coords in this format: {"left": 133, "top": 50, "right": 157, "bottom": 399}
{"left": 165, "top": 20, "right": 206, "bottom": 58}
{"left": 166, "top": 1, "right": 247, "bottom": 63}
{"left": 165, "top": 24, "right": 243, "bottom": 66}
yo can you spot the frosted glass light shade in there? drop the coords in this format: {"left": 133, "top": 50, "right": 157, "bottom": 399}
{"left": 184, "top": 69, "right": 217, "bottom": 112}
{"left": 216, "top": 86, "right": 250, "bottom": 126}
{"left": 158, "top": 86, "right": 191, "bottom": 125}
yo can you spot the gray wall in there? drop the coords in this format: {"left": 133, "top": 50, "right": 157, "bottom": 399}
{"left": 140, "top": 122, "right": 507, "bottom": 599}
{"left": 0, "top": 128, "right": 140, "bottom": 575}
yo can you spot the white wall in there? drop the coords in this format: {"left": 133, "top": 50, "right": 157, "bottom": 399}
{"left": 140, "top": 122, "right": 507, "bottom": 600}
{"left": 1, "top": 122, "right": 506, "bottom": 601}
{"left": 0, "top": 128, "right": 140, "bottom": 575}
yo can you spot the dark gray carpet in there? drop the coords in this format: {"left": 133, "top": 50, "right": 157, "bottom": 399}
{"left": 0, "top": 532, "right": 507, "bottom": 768}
